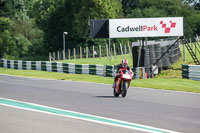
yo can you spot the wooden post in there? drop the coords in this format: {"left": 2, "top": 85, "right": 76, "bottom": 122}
{"left": 86, "top": 46, "right": 88, "bottom": 59}
{"left": 68, "top": 49, "right": 71, "bottom": 60}
{"left": 63, "top": 50, "right": 65, "bottom": 60}
{"left": 195, "top": 43, "right": 196, "bottom": 56}
{"left": 80, "top": 47, "right": 82, "bottom": 59}
{"left": 99, "top": 45, "right": 102, "bottom": 58}
{"left": 57, "top": 51, "right": 60, "bottom": 60}
{"left": 124, "top": 45, "right": 126, "bottom": 54}
{"left": 53, "top": 52, "right": 56, "bottom": 60}
{"left": 106, "top": 43, "right": 109, "bottom": 58}
{"left": 113, "top": 43, "right": 116, "bottom": 59}
{"left": 73, "top": 48, "right": 76, "bottom": 59}
{"left": 128, "top": 41, "right": 132, "bottom": 58}
{"left": 49, "top": 52, "right": 51, "bottom": 61}
{"left": 93, "top": 45, "right": 95, "bottom": 58}
{"left": 120, "top": 43, "right": 124, "bottom": 56}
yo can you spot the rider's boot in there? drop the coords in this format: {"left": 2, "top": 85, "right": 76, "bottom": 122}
{"left": 112, "top": 82, "right": 116, "bottom": 88}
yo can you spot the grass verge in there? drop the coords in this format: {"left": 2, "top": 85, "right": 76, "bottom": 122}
{"left": 59, "top": 54, "right": 133, "bottom": 66}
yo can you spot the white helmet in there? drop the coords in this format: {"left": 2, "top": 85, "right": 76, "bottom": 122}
{"left": 121, "top": 59, "right": 128, "bottom": 67}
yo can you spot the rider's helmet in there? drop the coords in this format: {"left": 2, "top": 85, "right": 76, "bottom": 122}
{"left": 121, "top": 59, "right": 128, "bottom": 68}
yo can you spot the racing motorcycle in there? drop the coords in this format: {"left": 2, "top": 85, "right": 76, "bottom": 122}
{"left": 113, "top": 68, "right": 133, "bottom": 97}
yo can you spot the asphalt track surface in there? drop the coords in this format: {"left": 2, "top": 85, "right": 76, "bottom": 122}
{"left": 0, "top": 74, "right": 200, "bottom": 133}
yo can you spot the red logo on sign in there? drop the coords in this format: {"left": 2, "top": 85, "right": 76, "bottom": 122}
{"left": 160, "top": 21, "right": 176, "bottom": 33}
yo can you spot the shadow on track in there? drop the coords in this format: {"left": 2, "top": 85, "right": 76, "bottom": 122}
{"left": 94, "top": 96, "right": 119, "bottom": 98}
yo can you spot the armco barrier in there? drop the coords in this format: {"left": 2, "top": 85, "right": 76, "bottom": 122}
{"left": 0, "top": 59, "right": 114, "bottom": 77}
{"left": 182, "top": 64, "right": 200, "bottom": 81}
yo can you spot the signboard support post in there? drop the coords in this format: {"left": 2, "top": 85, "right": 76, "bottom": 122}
{"left": 183, "top": 43, "right": 186, "bottom": 61}
{"left": 109, "top": 37, "right": 111, "bottom": 61}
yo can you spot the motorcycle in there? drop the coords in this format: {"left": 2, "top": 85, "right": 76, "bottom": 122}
{"left": 113, "top": 68, "right": 133, "bottom": 97}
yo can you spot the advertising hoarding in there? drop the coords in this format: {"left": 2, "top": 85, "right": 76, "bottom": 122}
{"left": 109, "top": 17, "right": 183, "bottom": 38}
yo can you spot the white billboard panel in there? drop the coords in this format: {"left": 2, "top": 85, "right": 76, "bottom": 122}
{"left": 109, "top": 17, "right": 183, "bottom": 38}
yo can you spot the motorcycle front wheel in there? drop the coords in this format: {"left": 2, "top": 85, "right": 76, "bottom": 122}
{"left": 113, "top": 86, "right": 119, "bottom": 97}
{"left": 121, "top": 81, "right": 128, "bottom": 97}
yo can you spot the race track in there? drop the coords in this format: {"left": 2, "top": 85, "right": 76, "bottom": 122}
{"left": 0, "top": 74, "right": 200, "bottom": 133}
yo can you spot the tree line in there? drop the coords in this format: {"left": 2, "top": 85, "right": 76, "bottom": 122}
{"left": 0, "top": 0, "right": 200, "bottom": 60}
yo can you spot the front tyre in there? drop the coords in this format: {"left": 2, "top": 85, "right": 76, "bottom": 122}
{"left": 113, "top": 87, "right": 119, "bottom": 97}
{"left": 121, "top": 81, "right": 128, "bottom": 97}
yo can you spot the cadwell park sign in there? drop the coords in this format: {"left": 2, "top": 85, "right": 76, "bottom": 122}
{"left": 91, "top": 17, "right": 183, "bottom": 38}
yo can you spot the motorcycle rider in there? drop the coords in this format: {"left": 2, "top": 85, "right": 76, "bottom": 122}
{"left": 112, "top": 59, "right": 132, "bottom": 88}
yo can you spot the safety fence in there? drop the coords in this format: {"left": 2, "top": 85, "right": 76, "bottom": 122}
{"left": 182, "top": 64, "right": 200, "bottom": 81}
{"left": 49, "top": 42, "right": 132, "bottom": 61}
{"left": 0, "top": 59, "right": 114, "bottom": 77}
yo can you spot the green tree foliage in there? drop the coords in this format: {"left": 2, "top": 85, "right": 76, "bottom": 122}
{"left": 122, "top": 0, "right": 200, "bottom": 38}
{"left": 0, "top": 0, "right": 200, "bottom": 60}
{"left": 0, "top": 0, "right": 16, "bottom": 17}
{"left": 14, "top": 34, "right": 31, "bottom": 58}
{"left": 72, "top": 0, "right": 123, "bottom": 46}
{"left": 39, "top": 0, "right": 123, "bottom": 52}
{"left": 0, "top": 0, "right": 45, "bottom": 60}
{"left": 12, "top": 17, "right": 44, "bottom": 59}
{"left": 0, "top": 17, "right": 16, "bottom": 57}
{"left": 183, "top": 0, "right": 200, "bottom": 10}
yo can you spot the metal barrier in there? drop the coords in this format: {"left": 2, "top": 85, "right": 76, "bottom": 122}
{"left": 0, "top": 59, "right": 114, "bottom": 77}
{"left": 182, "top": 64, "right": 200, "bottom": 81}
{"left": 0, "top": 59, "right": 148, "bottom": 79}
